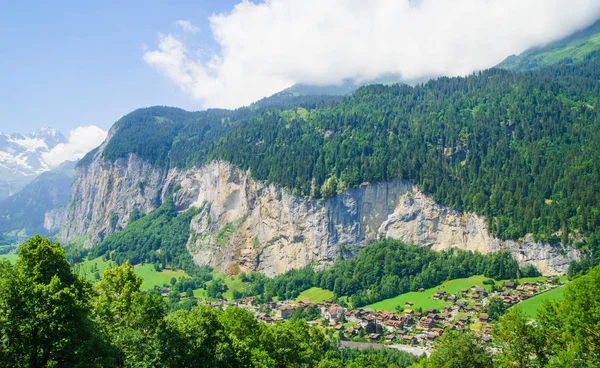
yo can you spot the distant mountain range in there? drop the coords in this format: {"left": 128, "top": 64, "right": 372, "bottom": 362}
{"left": 0, "top": 127, "right": 67, "bottom": 200}
{"left": 0, "top": 160, "right": 76, "bottom": 240}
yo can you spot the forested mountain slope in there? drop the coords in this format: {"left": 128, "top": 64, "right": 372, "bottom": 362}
{"left": 63, "top": 56, "right": 600, "bottom": 275}
{"left": 497, "top": 19, "right": 600, "bottom": 71}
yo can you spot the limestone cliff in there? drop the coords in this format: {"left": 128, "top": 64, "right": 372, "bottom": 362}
{"left": 61, "top": 157, "right": 579, "bottom": 277}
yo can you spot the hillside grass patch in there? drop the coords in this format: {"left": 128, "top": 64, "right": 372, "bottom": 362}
{"left": 134, "top": 263, "right": 189, "bottom": 291}
{"left": 517, "top": 286, "right": 566, "bottom": 319}
{"left": 0, "top": 253, "right": 18, "bottom": 264}
{"left": 296, "top": 287, "right": 335, "bottom": 303}
{"left": 365, "top": 275, "right": 501, "bottom": 312}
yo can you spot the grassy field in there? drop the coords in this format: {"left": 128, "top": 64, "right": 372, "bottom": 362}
{"left": 193, "top": 288, "right": 207, "bottom": 298}
{"left": 365, "top": 274, "right": 568, "bottom": 313}
{"left": 76, "top": 257, "right": 190, "bottom": 291}
{"left": 517, "top": 286, "right": 566, "bottom": 319}
{"left": 76, "top": 256, "right": 114, "bottom": 280}
{"left": 296, "top": 287, "right": 335, "bottom": 303}
{"left": 201, "top": 271, "right": 252, "bottom": 300}
{"left": 0, "top": 253, "right": 18, "bottom": 264}
{"left": 134, "top": 264, "right": 189, "bottom": 291}
{"left": 365, "top": 275, "right": 494, "bottom": 312}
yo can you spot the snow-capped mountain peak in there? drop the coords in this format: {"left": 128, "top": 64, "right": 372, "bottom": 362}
{"left": 0, "top": 127, "right": 68, "bottom": 200}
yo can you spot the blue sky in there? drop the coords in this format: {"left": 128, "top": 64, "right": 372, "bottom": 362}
{"left": 1, "top": 0, "right": 237, "bottom": 134}
{"left": 2, "top": 0, "right": 600, "bottom": 137}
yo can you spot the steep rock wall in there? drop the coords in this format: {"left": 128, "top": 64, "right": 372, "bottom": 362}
{"left": 61, "top": 158, "right": 579, "bottom": 276}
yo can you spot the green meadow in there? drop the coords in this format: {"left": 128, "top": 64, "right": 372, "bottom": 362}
{"left": 364, "top": 275, "right": 566, "bottom": 312}
{"left": 76, "top": 257, "right": 189, "bottom": 291}
{"left": 365, "top": 275, "right": 493, "bottom": 312}
{"left": 296, "top": 287, "right": 335, "bottom": 303}
{"left": 0, "top": 253, "right": 18, "bottom": 264}
{"left": 517, "top": 286, "right": 566, "bottom": 319}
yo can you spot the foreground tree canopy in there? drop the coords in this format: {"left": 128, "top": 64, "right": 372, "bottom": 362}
{"left": 0, "top": 236, "right": 421, "bottom": 367}
{"left": 2, "top": 236, "right": 600, "bottom": 366}
{"left": 416, "top": 263, "right": 600, "bottom": 367}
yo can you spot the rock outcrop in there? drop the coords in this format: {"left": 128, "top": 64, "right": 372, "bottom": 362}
{"left": 61, "top": 156, "right": 579, "bottom": 277}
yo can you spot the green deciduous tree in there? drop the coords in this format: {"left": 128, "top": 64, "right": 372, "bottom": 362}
{"left": 0, "top": 235, "right": 103, "bottom": 367}
{"left": 415, "top": 330, "right": 492, "bottom": 368}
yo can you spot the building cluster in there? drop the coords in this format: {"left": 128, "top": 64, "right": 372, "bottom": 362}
{"left": 200, "top": 278, "right": 562, "bottom": 349}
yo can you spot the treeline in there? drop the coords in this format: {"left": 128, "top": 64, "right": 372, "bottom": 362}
{"left": 93, "top": 93, "right": 340, "bottom": 169}
{"left": 0, "top": 236, "right": 421, "bottom": 367}
{"left": 240, "top": 239, "right": 526, "bottom": 307}
{"left": 88, "top": 196, "right": 202, "bottom": 274}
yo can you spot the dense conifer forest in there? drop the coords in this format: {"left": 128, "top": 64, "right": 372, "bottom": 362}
{"left": 91, "top": 56, "right": 600, "bottom": 269}
{"left": 236, "top": 239, "right": 527, "bottom": 307}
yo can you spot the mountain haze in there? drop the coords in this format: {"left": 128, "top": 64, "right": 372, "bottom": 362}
{"left": 497, "top": 19, "right": 600, "bottom": 71}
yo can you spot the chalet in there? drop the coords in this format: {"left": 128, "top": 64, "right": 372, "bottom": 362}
{"left": 471, "top": 293, "right": 480, "bottom": 300}
{"left": 426, "top": 308, "right": 437, "bottom": 314}
{"left": 368, "top": 333, "right": 382, "bottom": 341}
{"left": 404, "top": 309, "right": 414, "bottom": 315}
{"left": 345, "top": 328, "right": 356, "bottom": 337}
{"left": 276, "top": 306, "right": 296, "bottom": 319}
{"left": 479, "top": 314, "right": 490, "bottom": 323}
{"left": 432, "top": 290, "right": 447, "bottom": 299}
{"left": 385, "top": 320, "right": 404, "bottom": 329}
{"left": 402, "top": 335, "right": 416, "bottom": 344}
{"left": 505, "top": 281, "right": 516, "bottom": 289}
{"left": 474, "top": 287, "right": 487, "bottom": 296}
{"left": 385, "top": 334, "right": 397, "bottom": 342}
{"left": 418, "top": 288, "right": 425, "bottom": 292}
{"left": 482, "top": 335, "right": 492, "bottom": 343}
{"left": 418, "top": 317, "right": 435, "bottom": 330}
{"left": 432, "top": 328, "right": 444, "bottom": 336}
{"left": 527, "top": 286, "right": 537, "bottom": 295}
{"left": 405, "top": 301, "right": 414, "bottom": 306}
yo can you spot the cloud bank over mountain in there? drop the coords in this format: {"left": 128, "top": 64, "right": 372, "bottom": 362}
{"left": 144, "top": 0, "right": 600, "bottom": 109}
{"left": 42, "top": 126, "right": 107, "bottom": 168}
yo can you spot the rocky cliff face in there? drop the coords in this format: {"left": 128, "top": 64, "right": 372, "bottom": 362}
{"left": 61, "top": 157, "right": 579, "bottom": 277}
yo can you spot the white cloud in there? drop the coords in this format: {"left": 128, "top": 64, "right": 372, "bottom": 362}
{"left": 175, "top": 20, "right": 200, "bottom": 33}
{"left": 144, "top": 0, "right": 600, "bottom": 109}
{"left": 42, "top": 126, "right": 107, "bottom": 168}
